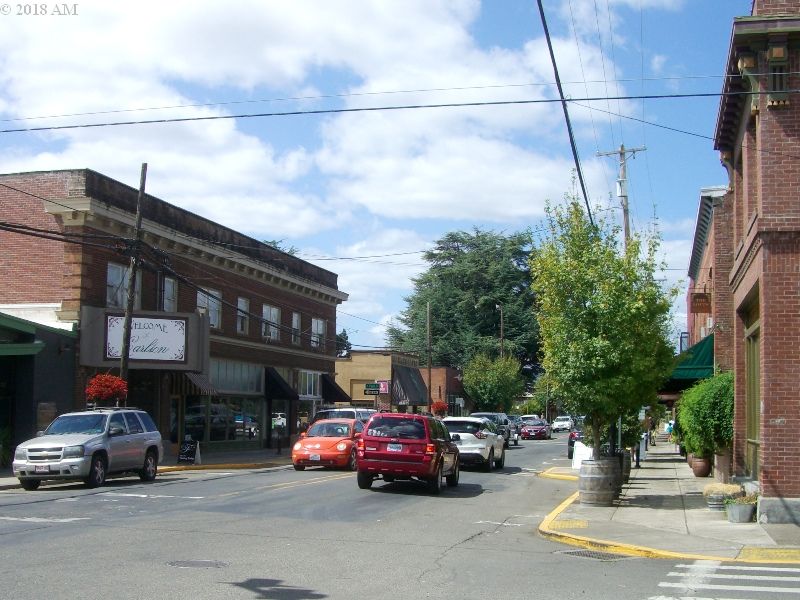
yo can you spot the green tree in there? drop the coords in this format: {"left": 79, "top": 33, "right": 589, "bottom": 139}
{"left": 386, "top": 228, "right": 539, "bottom": 369}
{"left": 530, "top": 200, "right": 675, "bottom": 458}
{"left": 336, "top": 329, "right": 352, "bottom": 358}
{"left": 462, "top": 354, "right": 525, "bottom": 413}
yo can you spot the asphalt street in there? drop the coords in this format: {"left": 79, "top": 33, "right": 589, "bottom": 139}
{"left": 1, "top": 435, "right": 798, "bottom": 600}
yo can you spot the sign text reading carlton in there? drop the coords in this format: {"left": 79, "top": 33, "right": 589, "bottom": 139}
{"left": 106, "top": 316, "right": 187, "bottom": 362}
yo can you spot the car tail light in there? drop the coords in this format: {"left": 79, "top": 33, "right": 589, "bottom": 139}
{"left": 357, "top": 438, "right": 365, "bottom": 451}
{"left": 425, "top": 443, "right": 436, "bottom": 455}
{"left": 473, "top": 430, "right": 487, "bottom": 439}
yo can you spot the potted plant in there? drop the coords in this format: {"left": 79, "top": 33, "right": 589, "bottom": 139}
{"left": 430, "top": 401, "right": 448, "bottom": 418}
{"left": 85, "top": 373, "right": 128, "bottom": 407}
{"left": 703, "top": 482, "right": 742, "bottom": 511}
{"left": 725, "top": 492, "right": 758, "bottom": 523}
{"left": 677, "top": 371, "right": 733, "bottom": 478}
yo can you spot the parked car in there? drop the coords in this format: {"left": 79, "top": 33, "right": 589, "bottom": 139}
{"left": 356, "top": 412, "right": 459, "bottom": 493}
{"left": 551, "top": 415, "right": 574, "bottom": 433}
{"left": 292, "top": 418, "right": 363, "bottom": 471}
{"left": 12, "top": 407, "right": 163, "bottom": 490}
{"left": 442, "top": 416, "right": 505, "bottom": 471}
{"left": 520, "top": 418, "right": 551, "bottom": 440}
{"left": 521, "top": 413, "right": 540, "bottom": 421}
{"left": 470, "top": 412, "right": 516, "bottom": 447}
{"left": 567, "top": 425, "right": 585, "bottom": 459}
{"left": 311, "top": 407, "right": 376, "bottom": 424}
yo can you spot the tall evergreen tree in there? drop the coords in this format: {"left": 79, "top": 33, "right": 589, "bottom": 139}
{"left": 386, "top": 228, "right": 539, "bottom": 370}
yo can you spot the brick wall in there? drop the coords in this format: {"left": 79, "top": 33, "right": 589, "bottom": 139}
{"left": 0, "top": 173, "right": 67, "bottom": 303}
{"left": 752, "top": 0, "right": 800, "bottom": 16}
{"left": 712, "top": 194, "right": 734, "bottom": 371}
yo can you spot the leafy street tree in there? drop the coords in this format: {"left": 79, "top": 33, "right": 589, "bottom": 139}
{"left": 336, "top": 329, "right": 352, "bottom": 358}
{"left": 386, "top": 229, "right": 539, "bottom": 370}
{"left": 462, "top": 354, "right": 525, "bottom": 413}
{"left": 530, "top": 200, "right": 675, "bottom": 458}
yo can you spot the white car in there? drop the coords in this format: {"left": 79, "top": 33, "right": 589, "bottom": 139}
{"left": 442, "top": 416, "right": 505, "bottom": 471}
{"left": 551, "top": 415, "right": 574, "bottom": 432}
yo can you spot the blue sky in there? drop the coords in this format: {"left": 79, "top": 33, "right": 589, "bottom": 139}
{"left": 0, "top": 1, "right": 752, "bottom": 350}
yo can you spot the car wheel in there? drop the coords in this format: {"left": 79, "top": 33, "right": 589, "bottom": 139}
{"left": 84, "top": 454, "right": 106, "bottom": 488}
{"left": 428, "top": 462, "right": 443, "bottom": 494}
{"left": 446, "top": 460, "right": 459, "bottom": 487}
{"left": 483, "top": 448, "right": 494, "bottom": 472}
{"left": 139, "top": 450, "right": 158, "bottom": 482}
{"left": 357, "top": 470, "right": 373, "bottom": 489}
{"left": 20, "top": 479, "right": 40, "bottom": 491}
{"left": 495, "top": 448, "right": 505, "bottom": 469}
{"left": 347, "top": 449, "right": 357, "bottom": 471}
{"left": 293, "top": 464, "right": 305, "bottom": 471}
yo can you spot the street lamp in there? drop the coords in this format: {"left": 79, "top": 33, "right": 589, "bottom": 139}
{"left": 496, "top": 303, "right": 504, "bottom": 358}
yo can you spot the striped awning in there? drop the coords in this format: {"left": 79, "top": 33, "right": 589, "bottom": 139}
{"left": 185, "top": 372, "right": 218, "bottom": 395}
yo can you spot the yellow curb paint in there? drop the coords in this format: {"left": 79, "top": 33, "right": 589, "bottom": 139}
{"left": 738, "top": 547, "right": 800, "bottom": 562}
{"left": 538, "top": 491, "right": 800, "bottom": 564}
{"left": 538, "top": 467, "right": 578, "bottom": 482}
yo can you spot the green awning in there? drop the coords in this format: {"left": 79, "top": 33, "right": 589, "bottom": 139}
{"left": 671, "top": 334, "right": 714, "bottom": 380}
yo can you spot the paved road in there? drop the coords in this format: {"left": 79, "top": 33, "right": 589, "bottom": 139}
{"left": 2, "top": 435, "right": 798, "bottom": 600}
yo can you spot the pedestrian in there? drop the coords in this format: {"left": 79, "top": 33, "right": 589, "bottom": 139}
{"left": 649, "top": 416, "right": 656, "bottom": 445}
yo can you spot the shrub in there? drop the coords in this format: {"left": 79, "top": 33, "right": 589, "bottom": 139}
{"left": 702, "top": 482, "right": 742, "bottom": 498}
{"left": 677, "top": 371, "right": 733, "bottom": 458}
{"left": 85, "top": 373, "right": 128, "bottom": 405}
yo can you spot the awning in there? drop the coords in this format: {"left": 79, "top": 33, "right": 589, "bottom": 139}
{"left": 265, "top": 367, "right": 298, "bottom": 401}
{"left": 392, "top": 365, "right": 428, "bottom": 406}
{"left": 671, "top": 333, "right": 714, "bottom": 380}
{"left": 185, "top": 372, "right": 218, "bottom": 396}
{"left": 321, "top": 373, "right": 350, "bottom": 404}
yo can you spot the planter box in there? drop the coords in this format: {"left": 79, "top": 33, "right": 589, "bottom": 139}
{"left": 727, "top": 503, "right": 756, "bottom": 523}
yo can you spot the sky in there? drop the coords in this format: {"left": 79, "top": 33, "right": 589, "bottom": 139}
{"left": 0, "top": 0, "right": 754, "bottom": 351}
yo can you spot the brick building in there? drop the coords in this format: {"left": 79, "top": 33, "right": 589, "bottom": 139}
{"left": 712, "top": 0, "right": 800, "bottom": 521}
{"left": 0, "top": 169, "right": 348, "bottom": 455}
{"left": 335, "top": 350, "right": 429, "bottom": 412}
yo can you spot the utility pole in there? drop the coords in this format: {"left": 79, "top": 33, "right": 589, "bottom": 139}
{"left": 496, "top": 303, "right": 504, "bottom": 359}
{"left": 119, "top": 163, "right": 148, "bottom": 402}
{"left": 426, "top": 301, "right": 433, "bottom": 408}
{"left": 597, "top": 144, "right": 645, "bottom": 251}
{"left": 597, "top": 145, "right": 644, "bottom": 454}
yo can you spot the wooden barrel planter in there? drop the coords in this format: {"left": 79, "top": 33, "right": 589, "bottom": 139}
{"left": 578, "top": 458, "right": 620, "bottom": 506}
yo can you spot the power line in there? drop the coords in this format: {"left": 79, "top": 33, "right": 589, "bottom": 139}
{"left": 0, "top": 90, "right": 784, "bottom": 135}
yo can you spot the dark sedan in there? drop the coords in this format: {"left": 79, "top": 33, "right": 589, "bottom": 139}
{"left": 520, "top": 419, "right": 551, "bottom": 440}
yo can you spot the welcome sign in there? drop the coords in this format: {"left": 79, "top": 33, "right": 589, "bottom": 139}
{"left": 105, "top": 316, "right": 187, "bottom": 362}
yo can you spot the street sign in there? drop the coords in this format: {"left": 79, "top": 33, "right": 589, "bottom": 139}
{"left": 364, "top": 389, "right": 380, "bottom": 395}
{"left": 365, "top": 383, "right": 380, "bottom": 390}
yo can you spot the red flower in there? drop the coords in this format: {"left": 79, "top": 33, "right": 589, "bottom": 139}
{"left": 430, "top": 401, "right": 448, "bottom": 417}
{"left": 85, "top": 374, "right": 128, "bottom": 404}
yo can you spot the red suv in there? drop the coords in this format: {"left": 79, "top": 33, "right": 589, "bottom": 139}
{"left": 356, "top": 413, "right": 460, "bottom": 493}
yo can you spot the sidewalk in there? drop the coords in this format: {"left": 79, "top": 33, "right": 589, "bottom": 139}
{"left": 539, "top": 441, "right": 800, "bottom": 563}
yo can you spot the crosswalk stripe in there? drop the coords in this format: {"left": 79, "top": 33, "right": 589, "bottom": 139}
{"left": 659, "top": 581, "right": 800, "bottom": 594}
{"left": 667, "top": 571, "right": 800, "bottom": 582}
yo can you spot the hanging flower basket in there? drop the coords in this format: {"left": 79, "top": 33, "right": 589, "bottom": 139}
{"left": 430, "top": 401, "right": 448, "bottom": 418}
{"left": 85, "top": 374, "right": 128, "bottom": 406}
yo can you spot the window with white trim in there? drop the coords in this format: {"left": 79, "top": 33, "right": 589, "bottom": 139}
{"left": 197, "top": 288, "right": 221, "bottom": 328}
{"left": 262, "top": 304, "right": 280, "bottom": 341}
{"left": 237, "top": 297, "right": 250, "bottom": 334}
{"left": 298, "top": 370, "right": 320, "bottom": 397}
{"left": 292, "top": 312, "right": 301, "bottom": 345}
{"left": 311, "top": 318, "right": 326, "bottom": 349}
{"left": 106, "top": 263, "right": 141, "bottom": 309}
{"left": 162, "top": 276, "right": 177, "bottom": 312}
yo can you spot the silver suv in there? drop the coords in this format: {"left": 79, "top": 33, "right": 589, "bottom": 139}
{"left": 12, "top": 407, "right": 163, "bottom": 490}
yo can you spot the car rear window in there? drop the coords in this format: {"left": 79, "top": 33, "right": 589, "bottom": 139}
{"left": 444, "top": 420, "right": 482, "bottom": 435}
{"left": 366, "top": 416, "right": 426, "bottom": 439}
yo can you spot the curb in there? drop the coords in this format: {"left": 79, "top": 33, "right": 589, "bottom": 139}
{"left": 536, "top": 480, "right": 800, "bottom": 564}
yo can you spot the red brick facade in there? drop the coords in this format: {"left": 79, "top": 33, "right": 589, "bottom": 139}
{"left": 1, "top": 169, "right": 348, "bottom": 451}
{"left": 713, "top": 1, "right": 800, "bottom": 521}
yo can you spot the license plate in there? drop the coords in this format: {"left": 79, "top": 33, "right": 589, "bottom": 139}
{"left": 310, "top": 454, "right": 320, "bottom": 461}
{"left": 34, "top": 465, "right": 50, "bottom": 473}
{"left": 387, "top": 443, "right": 402, "bottom": 452}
